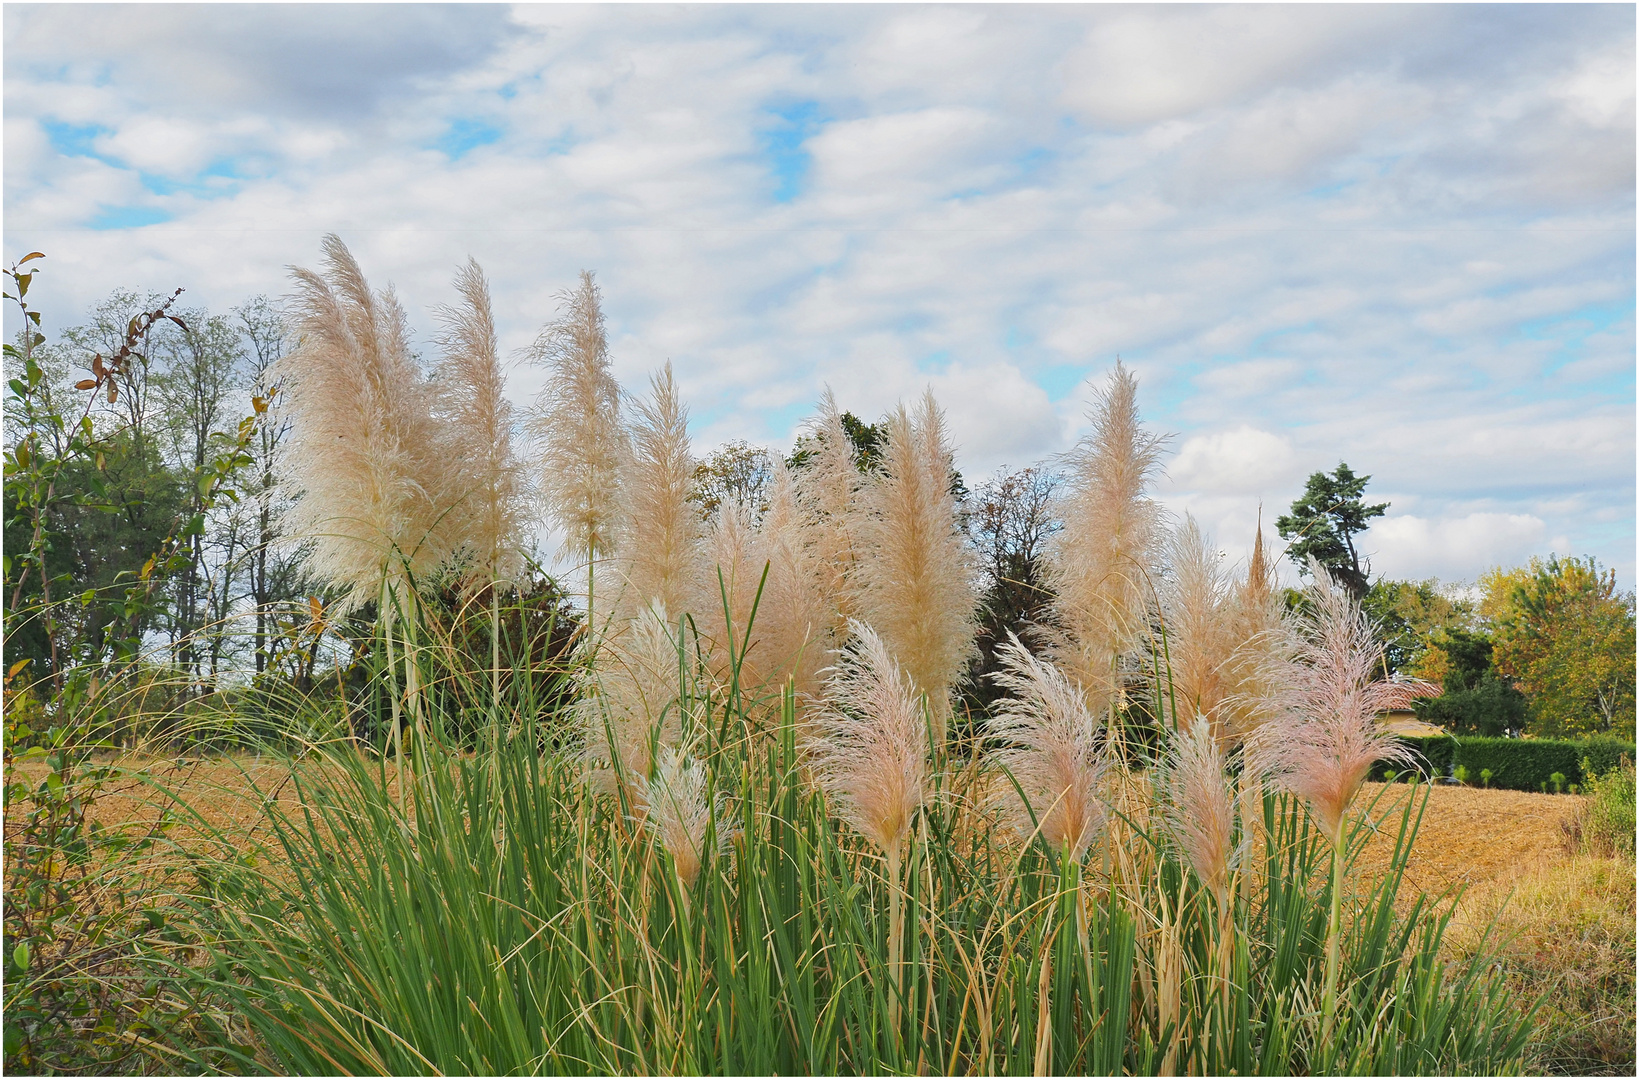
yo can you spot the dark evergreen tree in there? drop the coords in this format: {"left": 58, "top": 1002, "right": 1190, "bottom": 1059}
{"left": 1276, "top": 462, "right": 1387, "bottom": 601}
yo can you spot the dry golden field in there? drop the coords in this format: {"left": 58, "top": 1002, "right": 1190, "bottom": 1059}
{"left": 9, "top": 756, "right": 1594, "bottom": 896}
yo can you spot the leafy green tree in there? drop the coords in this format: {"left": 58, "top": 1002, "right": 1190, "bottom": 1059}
{"left": 1489, "top": 556, "right": 1636, "bottom": 738}
{"left": 690, "top": 440, "right": 775, "bottom": 520}
{"left": 1412, "top": 629, "right": 1528, "bottom": 737}
{"left": 1361, "top": 577, "right": 1472, "bottom": 676}
{"left": 1276, "top": 462, "right": 1388, "bottom": 601}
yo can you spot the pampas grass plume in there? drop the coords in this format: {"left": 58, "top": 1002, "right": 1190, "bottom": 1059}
{"left": 795, "top": 388, "right": 863, "bottom": 634}
{"left": 575, "top": 605, "right": 686, "bottom": 804}
{"left": 1161, "top": 720, "right": 1238, "bottom": 900}
{"left": 1047, "top": 361, "right": 1166, "bottom": 715}
{"left": 1249, "top": 559, "right": 1415, "bottom": 848}
{"left": 614, "top": 362, "right": 702, "bottom": 622}
{"left": 987, "top": 633, "right": 1107, "bottom": 859}
{"left": 810, "top": 620, "right": 929, "bottom": 856}
{"left": 274, "top": 234, "right": 448, "bottom": 608}
{"left": 1161, "top": 515, "right": 1236, "bottom": 740}
{"left": 531, "top": 270, "right": 627, "bottom": 566}
{"left": 433, "top": 257, "right": 528, "bottom": 588}
{"left": 851, "top": 390, "right": 977, "bottom": 740}
{"left": 643, "top": 746, "right": 718, "bottom": 888}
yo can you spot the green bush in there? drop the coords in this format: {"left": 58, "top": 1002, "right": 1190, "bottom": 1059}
{"left": 1415, "top": 670, "right": 1527, "bottom": 737}
{"left": 1581, "top": 758, "right": 1636, "bottom": 859}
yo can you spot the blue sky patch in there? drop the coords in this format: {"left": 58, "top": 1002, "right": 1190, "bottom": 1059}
{"left": 437, "top": 118, "right": 503, "bottom": 160}
{"left": 759, "top": 101, "right": 826, "bottom": 203}
{"left": 42, "top": 119, "right": 120, "bottom": 166}
{"left": 89, "top": 205, "right": 172, "bottom": 230}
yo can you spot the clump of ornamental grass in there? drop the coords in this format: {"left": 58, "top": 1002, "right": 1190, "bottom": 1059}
{"left": 1248, "top": 559, "right": 1417, "bottom": 1061}
{"left": 809, "top": 620, "right": 932, "bottom": 1033}
{"left": 1045, "top": 361, "right": 1167, "bottom": 721}
{"left": 850, "top": 390, "right": 977, "bottom": 746}
{"left": 985, "top": 632, "right": 1107, "bottom": 860}
{"left": 611, "top": 362, "right": 702, "bottom": 625}
{"left": 530, "top": 270, "right": 628, "bottom": 623}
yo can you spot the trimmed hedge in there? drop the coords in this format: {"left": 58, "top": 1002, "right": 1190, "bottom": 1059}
{"left": 1372, "top": 734, "right": 1457, "bottom": 782}
{"left": 1373, "top": 734, "right": 1636, "bottom": 792}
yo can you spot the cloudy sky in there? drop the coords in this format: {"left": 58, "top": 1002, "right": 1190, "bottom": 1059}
{"left": 6, "top": 3, "right": 1634, "bottom": 586}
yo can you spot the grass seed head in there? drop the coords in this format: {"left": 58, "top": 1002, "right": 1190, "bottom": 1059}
{"left": 987, "top": 633, "right": 1107, "bottom": 860}
{"left": 810, "top": 620, "right": 930, "bottom": 856}
{"left": 1248, "top": 559, "right": 1416, "bottom": 848}
{"left": 529, "top": 270, "right": 628, "bottom": 565}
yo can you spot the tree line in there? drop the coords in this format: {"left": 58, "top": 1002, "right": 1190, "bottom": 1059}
{"left": 5, "top": 263, "right": 1632, "bottom": 743}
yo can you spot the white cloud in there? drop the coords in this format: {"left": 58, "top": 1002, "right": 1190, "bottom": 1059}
{"left": 1167, "top": 426, "right": 1299, "bottom": 496}
{"left": 3, "top": 4, "right": 1631, "bottom": 588}
{"left": 1367, "top": 512, "right": 1556, "bottom": 582}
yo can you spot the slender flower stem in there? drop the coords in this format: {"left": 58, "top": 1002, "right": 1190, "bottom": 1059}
{"left": 886, "top": 841, "right": 904, "bottom": 1040}
{"left": 1320, "top": 835, "right": 1345, "bottom": 1061}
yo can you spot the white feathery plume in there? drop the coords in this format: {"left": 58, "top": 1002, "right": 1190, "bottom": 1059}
{"left": 612, "top": 362, "right": 702, "bottom": 623}
{"left": 696, "top": 498, "right": 760, "bottom": 696}
{"left": 1246, "top": 559, "right": 1415, "bottom": 849}
{"left": 432, "top": 257, "right": 528, "bottom": 590}
{"left": 794, "top": 388, "right": 862, "bottom": 636}
{"left": 1159, "top": 516, "right": 1237, "bottom": 740}
{"left": 986, "top": 633, "right": 1107, "bottom": 860}
{"left": 273, "top": 234, "right": 449, "bottom": 610}
{"left": 745, "top": 459, "right": 831, "bottom": 706}
{"left": 1220, "top": 514, "right": 1289, "bottom": 743}
{"left": 809, "top": 620, "right": 930, "bottom": 857}
{"left": 1045, "top": 361, "right": 1166, "bottom": 716}
{"left": 850, "top": 390, "right": 978, "bottom": 743}
{"left": 574, "top": 604, "right": 686, "bottom": 806}
{"left": 530, "top": 270, "right": 628, "bottom": 589}
{"left": 1159, "top": 719, "right": 1240, "bottom": 902}
{"left": 643, "top": 745, "right": 724, "bottom": 889}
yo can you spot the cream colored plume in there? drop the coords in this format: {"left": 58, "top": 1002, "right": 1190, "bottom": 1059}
{"left": 574, "top": 604, "right": 687, "bottom": 805}
{"left": 530, "top": 270, "right": 628, "bottom": 568}
{"left": 612, "top": 363, "right": 702, "bottom": 623}
{"left": 1045, "top": 361, "right": 1166, "bottom": 717}
{"left": 1246, "top": 560, "right": 1415, "bottom": 849}
{"left": 808, "top": 620, "right": 930, "bottom": 856}
{"left": 1159, "top": 720, "right": 1241, "bottom": 901}
{"left": 643, "top": 746, "right": 720, "bottom": 888}
{"left": 986, "top": 633, "right": 1107, "bottom": 860}
{"left": 273, "top": 234, "right": 450, "bottom": 609}
{"left": 696, "top": 459, "right": 831, "bottom": 708}
{"left": 745, "top": 460, "right": 831, "bottom": 705}
{"left": 1159, "top": 516, "right": 1237, "bottom": 740}
{"left": 1218, "top": 515, "right": 1289, "bottom": 742}
{"left": 433, "top": 257, "right": 528, "bottom": 589}
{"left": 695, "top": 498, "right": 760, "bottom": 694}
{"left": 850, "top": 390, "right": 978, "bottom": 742}
{"left": 793, "top": 388, "right": 862, "bottom": 635}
